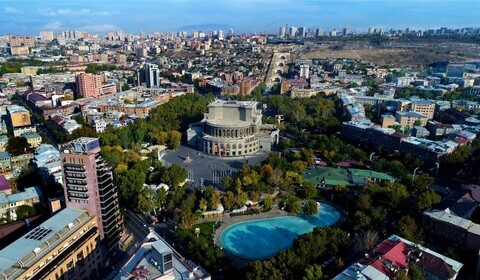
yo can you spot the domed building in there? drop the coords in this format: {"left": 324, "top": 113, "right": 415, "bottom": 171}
{"left": 187, "top": 100, "right": 279, "bottom": 157}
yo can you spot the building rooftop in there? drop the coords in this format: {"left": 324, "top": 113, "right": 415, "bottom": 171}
{"left": 334, "top": 234, "right": 463, "bottom": 280}
{"left": 6, "top": 105, "right": 29, "bottom": 114}
{"left": 0, "top": 176, "right": 10, "bottom": 192}
{"left": 208, "top": 99, "right": 257, "bottom": 108}
{"left": 424, "top": 208, "right": 480, "bottom": 235}
{"left": 0, "top": 186, "right": 41, "bottom": 205}
{"left": 21, "top": 131, "right": 41, "bottom": 140}
{"left": 0, "top": 208, "right": 91, "bottom": 279}
{"left": 116, "top": 232, "right": 211, "bottom": 280}
{"left": 348, "top": 168, "right": 396, "bottom": 182}
{"left": 303, "top": 166, "right": 351, "bottom": 187}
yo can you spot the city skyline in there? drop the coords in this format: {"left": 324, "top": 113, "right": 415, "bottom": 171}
{"left": 1, "top": 0, "right": 479, "bottom": 35}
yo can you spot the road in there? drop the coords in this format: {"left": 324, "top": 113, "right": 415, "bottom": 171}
{"left": 104, "top": 210, "right": 150, "bottom": 279}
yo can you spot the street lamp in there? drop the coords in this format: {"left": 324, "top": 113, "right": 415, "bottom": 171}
{"left": 369, "top": 152, "right": 376, "bottom": 161}
{"left": 413, "top": 167, "right": 420, "bottom": 179}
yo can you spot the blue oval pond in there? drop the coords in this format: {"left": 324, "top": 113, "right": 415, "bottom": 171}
{"left": 219, "top": 203, "right": 341, "bottom": 259}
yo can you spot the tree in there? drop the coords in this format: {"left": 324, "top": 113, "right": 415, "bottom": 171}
{"left": 161, "top": 164, "right": 187, "bottom": 187}
{"left": 16, "top": 204, "right": 36, "bottom": 219}
{"left": 137, "top": 187, "right": 155, "bottom": 213}
{"left": 236, "top": 189, "right": 248, "bottom": 207}
{"left": 298, "top": 182, "right": 317, "bottom": 199}
{"left": 413, "top": 120, "right": 423, "bottom": 126}
{"left": 249, "top": 191, "right": 260, "bottom": 202}
{"left": 180, "top": 208, "right": 195, "bottom": 229}
{"left": 222, "top": 191, "right": 236, "bottom": 210}
{"left": 167, "top": 130, "right": 182, "bottom": 149}
{"left": 263, "top": 196, "right": 273, "bottom": 209}
{"left": 269, "top": 168, "right": 284, "bottom": 188}
{"left": 394, "top": 270, "right": 410, "bottom": 280}
{"left": 285, "top": 195, "right": 302, "bottom": 213}
{"left": 209, "top": 190, "right": 221, "bottom": 210}
{"left": 154, "top": 187, "right": 167, "bottom": 209}
{"left": 6, "top": 136, "right": 30, "bottom": 155}
{"left": 415, "top": 189, "right": 441, "bottom": 211}
{"left": 304, "top": 200, "right": 318, "bottom": 215}
{"left": 354, "top": 230, "right": 380, "bottom": 253}
{"left": 412, "top": 175, "right": 434, "bottom": 192}
{"left": 199, "top": 198, "right": 207, "bottom": 212}
{"left": 397, "top": 215, "right": 424, "bottom": 242}
{"left": 302, "top": 264, "right": 322, "bottom": 280}
{"left": 353, "top": 211, "right": 371, "bottom": 231}
{"left": 409, "top": 264, "right": 426, "bottom": 280}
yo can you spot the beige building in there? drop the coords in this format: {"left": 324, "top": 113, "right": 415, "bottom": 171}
{"left": 10, "top": 46, "right": 30, "bottom": 56}
{"left": 397, "top": 100, "right": 435, "bottom": 120}
{"left": 98, "top": 99, "right": 165, "bottom": 117}
{"left": 7, "top": 105, "right": 31, "bottom": 129}
{"left": 381, "top": 114, "right": 396, "bottom": 128}
{"left": 9, "top": 35, "right": 35, "bottom": 47}
{"left": 22, "top": 132, "right": 42, "bottom": 148}
{"left": 0, "top": 186, "right": 41, "bottom": 220}
{"left": 0, "top": 208, "right": 102, "bottom": 280}
{"left": 395, "top": 111, "right": 428, "bottom": 128}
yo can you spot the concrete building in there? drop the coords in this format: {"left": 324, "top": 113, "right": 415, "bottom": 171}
{"left": 60, "top": 137, "right": 122, "bottom": 255}
{"left": 8, "top": 35, "right": 35, "bottom": 47}
{"left": 145, "top": 63, "right": 160, "bottom": 88}
{"left": 381, "top": 114, "right": 396, "bottom": 128}
{"left": 6, "top": 105, "right": 31, "bottom": 133}
{"left": 423, "top": 208, "right": 480, "bottom": 250}
{"left": 299, "top": 64, "right": 309, "bottom": 79}
{"left": 342, "top": 121, "right": 458, "bottom": 164}
{"left": 10, "top": 46, "right": 29, "bottom": 55}
{"left": 187, "top": 100, "right": 279, "bottom": 157}
{"left": 39, "top": 31, "right": 54, "bottom": 42}
{"left": 0, "top": 208, "right": 102, "bottom": 280}
{"left": 395, "top": 111, "right": 428, "bottom": 128}
{"left": 0, "top": 186, "right": 41, "bottom": 221}
{"left": 22, "top": 132, "right": 42, "bottom": 148}
{"left": 116, "top": 231, "right": 210, "bottom": 279}
{"left": 334, "top": 235, "right": 463, "bottom": 280}
{"left": 75, "top": 73, "right": 102, "bottom": 99}
{"left": 397, "top": 100, "right": 436, "bottom": 120}
{"left": 279, "top": 26, "right": 286, "bottom": 38}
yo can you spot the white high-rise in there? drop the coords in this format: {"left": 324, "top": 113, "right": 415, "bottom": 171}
{"left": 289, "top": 26, "right": 297, "bottom": 37}
{"left": 279, "top": 26, "right": 286, "bottom": 38}
{"left": 145, "top": 63, "right": 160, "bottom": 88}
{"left": 300, "top": 65, "right": 309, "bottom": 79}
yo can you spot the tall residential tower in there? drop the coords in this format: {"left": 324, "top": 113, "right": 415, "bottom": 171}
{"left": 60, "top": 137, "right": 122, "bottom": 255}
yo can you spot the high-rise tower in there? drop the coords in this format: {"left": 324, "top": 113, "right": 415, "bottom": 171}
{"left": 60, "top": 137, "right": 122, "bottom": 255}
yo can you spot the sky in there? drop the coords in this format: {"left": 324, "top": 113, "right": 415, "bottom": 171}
{"left": 0, "top": 0, "right": 479, "bottom": 35}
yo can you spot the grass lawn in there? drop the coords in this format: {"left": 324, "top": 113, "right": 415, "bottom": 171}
{"left": 192, "top": 221, "right": 217, "bottom": 240}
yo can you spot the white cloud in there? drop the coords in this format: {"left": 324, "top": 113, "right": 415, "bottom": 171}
{"left": 77, "top": 24, "right": 120, "bottom": 33}
{"left": 43, "top": 21, "right": 63, "bottom": 30}
{"left": 38, "top": 8, "right": 118, "bottom": 17}
{"left": 4, "top": 6, "right": 21, "bottom": 14}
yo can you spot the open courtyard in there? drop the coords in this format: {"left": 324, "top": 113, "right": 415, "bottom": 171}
{"left": 160, "top": 144, "right": 270, "bottom": 189}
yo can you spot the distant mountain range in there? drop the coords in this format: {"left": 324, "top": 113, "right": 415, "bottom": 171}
{"left": 175, "top": 23, "right": 235, "bottom": 32}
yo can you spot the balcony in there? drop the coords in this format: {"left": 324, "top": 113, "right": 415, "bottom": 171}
{"left": 67, "top": 189, "right": 88, "bottom": 195}
{"left": 68, "top": 195, "right": 89, "bottom": 201}
{"left": 65, "top": 175, "right": 87, "bottom": 180}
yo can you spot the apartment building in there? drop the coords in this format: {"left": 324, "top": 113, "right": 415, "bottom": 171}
{"left": 60, "top": 137, "right": 122, "bottom": 255}
{"left": 0, "top": 208, "right": 102, "bottom": 280}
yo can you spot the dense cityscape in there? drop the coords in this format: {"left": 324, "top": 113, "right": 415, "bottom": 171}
{"left": 0, "top": 1, "right": 480, "bottom": 280}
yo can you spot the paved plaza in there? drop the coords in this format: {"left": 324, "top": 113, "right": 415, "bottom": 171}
{"left": 161, "top": 145, "right": 270, "bottom": 189}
